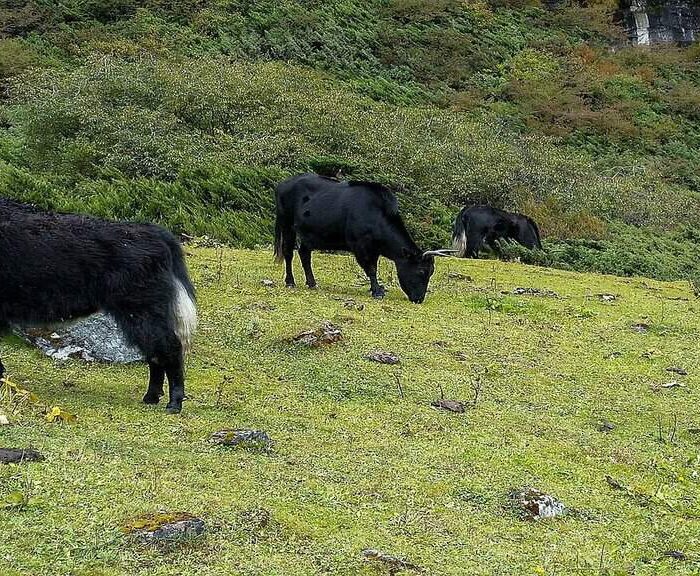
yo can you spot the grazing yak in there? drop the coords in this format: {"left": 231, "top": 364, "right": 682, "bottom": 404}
{"left": 452, "top": 205, "right": 542, "bottom": 258}
{"left": 274, "top": 174, "right": 452, "bottom": 303}
{"left": 0, "top": 198, "right": 196, "bottom": 414}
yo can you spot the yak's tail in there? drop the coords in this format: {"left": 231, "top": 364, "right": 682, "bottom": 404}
{"left": 166, "top": 236, "right": 197, "bottom": 353}
{"left": 451, "top": 210, "right": 468, "bottom": 257}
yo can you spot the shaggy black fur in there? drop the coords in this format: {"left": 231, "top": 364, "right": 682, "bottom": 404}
{"left": 452, "top": 205, "right": 542, "bottom": 258}
{"left": 0, "top": 198, "right": 196, "bottom": 414}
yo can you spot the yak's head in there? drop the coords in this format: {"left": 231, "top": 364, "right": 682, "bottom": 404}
{"left": 395, "top": 251, "right": 434, "bottom": 304}
{"left": 516, "top": 218, "right": 542, "bottom": 250}
{"left": 395, "top": 249, "right": 456, "bottom": 303}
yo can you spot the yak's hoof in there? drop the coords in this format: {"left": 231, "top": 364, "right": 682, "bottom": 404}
{"left": 286, "top": 282, "right": 296, "bottom": 289}
{"left": 371, "top": 287, "right": 386, "bottom": 299}
{"left": 165, "top": 403, "right": 182, "bottom": 414}
{"left": 142, "top": 394, "right": 161, "bottom": 405}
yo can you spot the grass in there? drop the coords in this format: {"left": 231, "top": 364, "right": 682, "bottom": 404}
{"left": 1, "top": 248, "right": 699, "bottom": 575}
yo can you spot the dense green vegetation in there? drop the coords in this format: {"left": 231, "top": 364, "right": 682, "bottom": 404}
{"left": 1, "top": 0, "right": 699, "bottom": 279}
{"left": 2, "top": 249, "right": 699, "bottom": 575}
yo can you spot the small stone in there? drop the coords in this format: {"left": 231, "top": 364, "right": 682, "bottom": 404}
{"left": 210, "top": 429, "right": 273, "bottom": 451}
{"left": 0, "top": 415, "right": 9, "bottom": 426}
{"left": 431, "top": 399, "right": 466, "bottom": 413}
{"left": 597, "top": 420, "right": 615, "bottom": 432}
{"left": 260, "top": 279, "right": 275, "bottom": 287}
{"left": 631, "top": 323, "right": 650, "bottom": 333}
{"left": 365, "top": 351, "right": 400, "bottom": 365}
{"left": 510, "top": 487, "right": 566, "bottom": 520}
{"left": 292, "top": 321, "right": 342, "bottom": 347}
{"left": 122, "top": 512, "right": 205, "bottom": 543}
{"left": 666, "top": 366, "right": 688, "bottom": 376}
{"left": 597, "top": 293, "right": 617, "bottom": 302}
{"left": 361, "top": 549, "right": 423, "bottom": 573}
{"left": 342, "top": 299, "right": 364, "bottom": 311}
{"left": 0, "top": 448, "right": 44, "bottom": 464}
{"left": 512, "top": 287, "right": 558, "bottom": 298}
{"left": 605, "top": 351, "right": 622, "bottom": 359}
{"left": 652, "top": 380, "right": 686, "bottom": 391}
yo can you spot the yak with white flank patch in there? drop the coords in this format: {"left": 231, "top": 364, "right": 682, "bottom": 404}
{"left": 0, "top": 198, "right": 196, "bottom": 414}
{"left": 274, "top": 173, "right": 452, "bottom": 303}
{"left": 452, "top": 205, "right": 542, "bottom": 258}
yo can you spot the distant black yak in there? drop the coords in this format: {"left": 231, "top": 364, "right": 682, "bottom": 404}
{"left": 274, "top": 174, "right": 452, "bottom": 303}
{"left": 0, "top": 198, "right": 196, "bottom": 414}
{"left": 452, "top": 205, "right": 542, "bottom": 258}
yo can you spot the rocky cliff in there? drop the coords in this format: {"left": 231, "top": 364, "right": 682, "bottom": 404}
{"left": 621, "top": 0, "right": 700, "bottom": 45}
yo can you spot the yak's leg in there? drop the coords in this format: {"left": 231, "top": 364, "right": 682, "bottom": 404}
{"left": 0, "top": 355, "right": 5, "bottom": 380}
{"left": 163, "top": 348, "right": 185, "bottom": 415}
{"left": 355, "top": 250, "right": 384, "bottom": 298}
{"left": 298, "top": 244, "right": 317, "bottom": 289}
{"left": 283, "top": 228, "right": 297, "bottom": 288}
{"left": 113, "top": 307, "right": 185, "bottom": 414}
{"left": 142, "top": 363, "right": 165, "bottom": 405}
{"left": 466, "top": 227, "right": 484, "bottom": 259}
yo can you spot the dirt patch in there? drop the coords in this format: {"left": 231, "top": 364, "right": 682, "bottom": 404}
{"left": 431, "top": 399, "right": 466, "bottom": 413}
{"left": 292, "top": 322, "right": 343, "bottom": 347}
{"left": 361, "top": 549, "right": 423, "bottom": 573}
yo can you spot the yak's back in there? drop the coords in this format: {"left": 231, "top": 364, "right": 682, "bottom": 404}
{"left": 347, "top": 181, "right": 399, "bottom": 217}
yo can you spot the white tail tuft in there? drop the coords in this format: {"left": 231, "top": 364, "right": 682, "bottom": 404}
{"left": 452, "top": 230, "right": 467, "bottom": 257}
{"left": 172, "top": 278, "right": 197, "bottom": 353}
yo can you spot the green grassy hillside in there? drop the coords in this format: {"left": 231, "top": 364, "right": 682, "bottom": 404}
{"left": 1, "top": 250, "right": 698, "bottom": 575}
{"left": 1, "top": 1, "right": 699, "bottom": 279}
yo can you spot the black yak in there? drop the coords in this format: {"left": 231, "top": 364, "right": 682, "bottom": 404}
{"left": 274, "top": 174, "right": 452, "bottom": 303}
{"left": 0, "top": 198, "right": 196, "bottom": 414}
{"left": 452, "top": 205, "right": 542, "bottom": 258}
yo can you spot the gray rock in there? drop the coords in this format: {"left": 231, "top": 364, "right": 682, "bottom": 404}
{"left": 0, "top": 448, "right": 44, "bottom": 464}
{"left": 510, "top": 487, "right": 566, "bottom": 520}
{"left": 124, "top": 512, "right": 206, "bottom": 543}
{"left": 210, "top": 429, "right": 273, "bottom": 451}
{"left": 621, "top": 0, "right": 700, "bottom": 45}
{"left": 597, "top": 420, "right": 615, "bottom": 433}
{"left": 14, "top": 313, "right": 143, "bottom": 364}
{"left": 365, "top": 351, "right": 400, "bottom": 365}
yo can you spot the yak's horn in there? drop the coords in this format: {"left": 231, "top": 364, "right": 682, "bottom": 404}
{"left": 423, "top": 249, "right": 458, "bottom": 257}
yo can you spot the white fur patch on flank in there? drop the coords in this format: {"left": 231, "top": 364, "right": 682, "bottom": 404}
{"left": 172, "top": 278, "right": 197, "bottom": 353}
{"left": 452, "top": 230, "right": 468, "bottom": 257}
